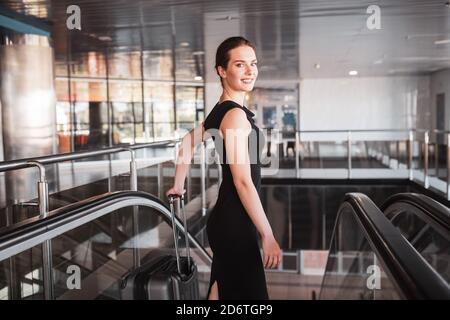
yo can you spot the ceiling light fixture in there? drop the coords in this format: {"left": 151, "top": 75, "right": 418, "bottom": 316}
{"left": 349, "top": 70, "right": 358, "bottom": 76}
{"left": 180, "top": 42, "right": 190, "bottom": 47}
{"left": 314, "top": 63, "right": 320, "bottom": 69}
{"left": 434, "top": 39, "right": 450, "bottom": 45}
{"left": 194, "top": 76, "right": 203, "bottom": 81}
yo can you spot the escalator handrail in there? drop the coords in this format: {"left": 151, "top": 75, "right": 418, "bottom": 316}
{"left": 0, "top": 191, "right": 212, "bottom": 264}
{"left": 380, "top": 193, "right": 450, "bottom": 233}
{"left": 321, "top": 193, "right": 450, "bottom": 300}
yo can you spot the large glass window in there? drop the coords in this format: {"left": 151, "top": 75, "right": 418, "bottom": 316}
{"left": 176, "top": 86, "right": 203, "bottom": 131}
{"left": 55, "top": 31, "right": 205, "bottom": 151}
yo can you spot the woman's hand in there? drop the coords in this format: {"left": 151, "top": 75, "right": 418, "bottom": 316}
{"left": 261, "top": 233, "right": 282, "bottom": 269}
{"left": 166, "top": 186, "right": 186, "bottom": 198}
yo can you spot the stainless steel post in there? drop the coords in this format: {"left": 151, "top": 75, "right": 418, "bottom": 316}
{"left": 157, "top": 163, "right": 163, "bottom": 200}
{"left": 295, "top": 131, "right": 300, "bottom": 179}
{"left": 26, "top": 161, "right": 53, "bottom": 300}
{"left": 127, "top": 148, "right": 138, "bottom": 191}
{"left": 200, "top": 141, "right": 207, "bottom": 216}
{"left": 447, "top": 134, "right": 450, "bottom": 201}
{"left": 347, "top": 131, "right": 352, "bottom": 179}
{"left": 435, "top": 143, "right": 439, "bottom": 178}
{"left": 424, "top": 131, "right": 429, "bottom": 188}
{"left": 408, "top": 131, "right": 413, "bottom": 180}
{"left": 126, "top": 148, "right": 140, "bottom": 267}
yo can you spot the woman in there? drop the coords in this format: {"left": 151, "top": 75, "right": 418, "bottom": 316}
{"left": 166, "top": 36, "right": 281, "bottom": 300}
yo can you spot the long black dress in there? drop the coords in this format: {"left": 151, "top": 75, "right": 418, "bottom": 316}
{"left": 203, "top": 100, "right": 268, "bottom": 300}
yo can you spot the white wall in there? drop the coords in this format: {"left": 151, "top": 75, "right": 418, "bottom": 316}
{"left": 429, "top": 69, "right": 450, "bottom": 132}
{"left": 299, "top": 76, "right": 430, "bottom": 132}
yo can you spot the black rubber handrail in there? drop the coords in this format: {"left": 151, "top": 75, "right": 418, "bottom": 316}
{"left": 320, "top": 193, "right": 450, "bottom": 300}
{"left": 381, "top": 193, "right": 450, "bottom": 234}
{"left": 0, "top": 191, "right": 212, "bottom": 263}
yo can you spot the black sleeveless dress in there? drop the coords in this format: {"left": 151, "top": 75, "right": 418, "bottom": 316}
{"left": 203, "top": 100, "right": 268, "bottom": 300}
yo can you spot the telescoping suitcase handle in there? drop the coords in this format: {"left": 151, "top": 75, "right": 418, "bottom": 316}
{"left": 167, "top": 194, "right": 191, "bottom": 276}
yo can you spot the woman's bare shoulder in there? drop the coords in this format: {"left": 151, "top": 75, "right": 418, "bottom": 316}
{"left": 220, "top": 107, "right": 249, "bottom": 130}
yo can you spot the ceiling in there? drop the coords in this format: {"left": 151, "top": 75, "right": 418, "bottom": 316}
{"left": 1, "top": 0, "right": 449, "bottom": 79}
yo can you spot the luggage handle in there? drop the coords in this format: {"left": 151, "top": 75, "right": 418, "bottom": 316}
{"left": 167, "top": 194, "right": 191, "bottom": 275}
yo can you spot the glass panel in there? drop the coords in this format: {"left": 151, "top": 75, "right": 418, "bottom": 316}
{"left": 412, "top": 227, "right": 450, "bottom": 284}
{"left": 107, "top": 51, "right": 141, "bottom": 79}
{"left": 391, "top": 211, "right": 427, "bottom": 242}
{"left": 113, "top": 124, "right": 134, "bottom": 144}
{"left": 143, "top": 102, "right": 153, "bottom": 124}
{"left": 54, "top": 55, "right": 68, "bottom": 77}
{"left": 134, "top": 123, "right": 145, "bottom": 144}
{"left": 134, "top": 103, "right": 144, "bottom": 123}
{"left": 70, "top": 52, "right": 107, "bottom": 78}
{"left": 152, "top": 86, "right": 173, "bottom": 123}
{"left": 391, "top": 211, "right": 450, "bottom": 284}
{"left": 55, "top": 79, "right": 69, "bottom": 102}
{"left": 112, "top": 102, "right": 133, "bottom": 124}
{"left": 109, "top": 82, "right": 142, "bottom": 103}
{"left": 176, "top": 86, "right": 201, "bottom": 124}
{"left": 56, "top": 102, "right": 71, "bottom": 132}
{"left": 0, "top": 246, "right": 45, "bottom": 299}
{"left": 154, "top": 123, "right": 175, "bottom": 140}
{"left": 142, "top": 50, "right": 173, "bottom": 81}
{"left": 175, "top": 47, "right": 203, "bottom": 81}
{"left": 55, "top": 79, "right": 72, "bottom": 153}
{"left": 319, "top": 207, "right": 401, "bottom": 300}
{"left": 71, "top": 80, "right": 107, "bottom": 102}
{"left": 0, "top": 204, "right": 210, "bottom": 299}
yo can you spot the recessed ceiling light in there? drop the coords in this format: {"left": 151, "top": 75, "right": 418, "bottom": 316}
{"left": 192, "top": 51, "right": 204, "bottom": 56}
{"left": 314, "top": 63, "right": 320, "bottom": 69}
{"left": 349, "top": 70, "right": 358, "bottom": 76}
{"left": 180, "top": 42, "right": 190, "bottom": 47}
{"left": 434, "top": 39, "right": 450, "bottom": 45}
{"left": 194, "top": 76, "right": 203, "bottom": 81}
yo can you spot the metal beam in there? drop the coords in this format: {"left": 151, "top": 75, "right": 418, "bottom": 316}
{"left": 0, "top": 5, "right": 51, "bottom": 37}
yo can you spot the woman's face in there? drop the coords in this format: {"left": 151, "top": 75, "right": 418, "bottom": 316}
{"left": 219, "top": 45, "right": 258, "bottom": 92}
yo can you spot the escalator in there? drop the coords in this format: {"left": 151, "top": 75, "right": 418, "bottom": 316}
{"left": 0, "top": 191, "right": 212, "bottom": 300}
{"left": 319, "top": 193, "right": 450, "bottom": 300}
{"left": 1, "top": 187, "right": 449, "bottom": 300}
{"left": 381, "top": 193, "right": 450, "bottom": 285}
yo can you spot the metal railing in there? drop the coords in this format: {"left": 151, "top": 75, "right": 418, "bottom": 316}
{"left": 0, "top": 139, "right": 178, "bottom": 212}
{"left": 0, "top": 139, "right": 178, "bottom": 299}
{"left": 271, "top": 128, "right": 450, "bottom": 201}
{"left": 0, "top": 191, "right": 213, "bottom": 300}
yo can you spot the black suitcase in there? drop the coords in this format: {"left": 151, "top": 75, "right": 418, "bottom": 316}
{"left": 119, "top": 194, "right": 199, "bottom": 300}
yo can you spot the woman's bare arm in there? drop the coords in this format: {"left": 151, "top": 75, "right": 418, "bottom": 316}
{"left": 220, "top": 108, "right": 281, "bottom": 268}
{"left": 167, "top": 123, "right": 207, "bottom": 195}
